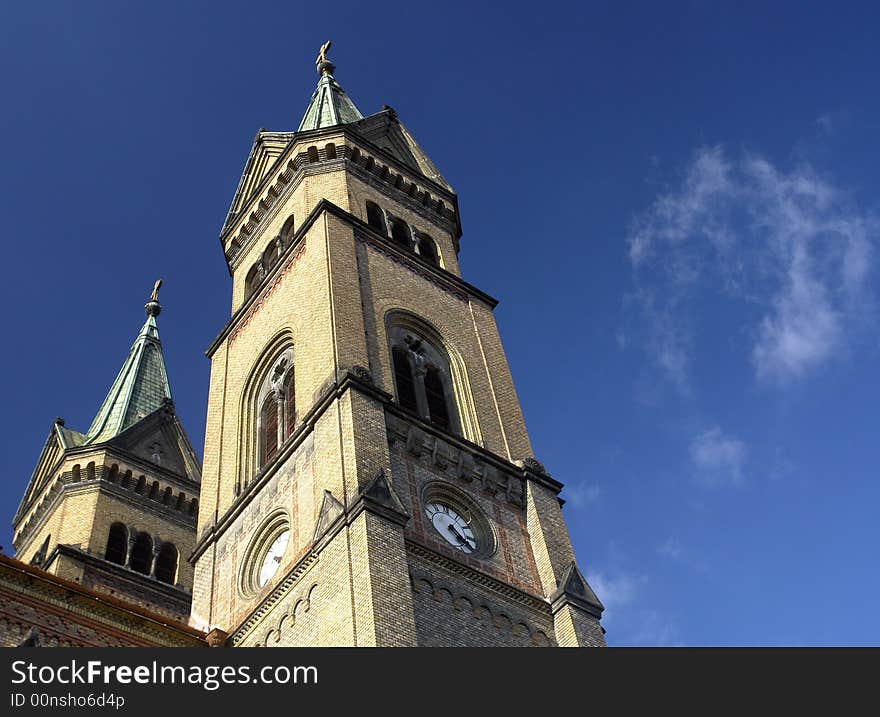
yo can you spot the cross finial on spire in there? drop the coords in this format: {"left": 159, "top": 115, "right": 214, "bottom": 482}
{"left": 146, "top": 278, "right": 162, "bottom": 318}
{"left": 316, "top": 40, "right": 334, "bottom": 76}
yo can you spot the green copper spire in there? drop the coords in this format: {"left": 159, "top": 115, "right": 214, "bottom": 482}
{"left": 85, "top": 281, "right": 172, "bottom": 444}
{"left": 297, "top": 41, "right": 363, "bottom": 131}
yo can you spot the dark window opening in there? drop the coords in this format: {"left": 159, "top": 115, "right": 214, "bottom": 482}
{"left": 417, "top": 235, "right": 439, "bottom": 266}
{"left": 260, "top": 394, "right": 279, "bottom": 467}
{"left": 155, "top": 543, "right": 178, "bottom": 584}
{"left": 307, "top": 146, "right": 319, "bottom": 163}
{"left": 130, "top": 533, "right": 152, "bottom": 575}
{"left": 325, "top": 143, "right": 337, "bottom": 160}
{"left": 366, "top": 201, "right": 386, "bottom": 234}
{"left": 245, "top": 262, "right": 264, "bottom": 300}
{"left": 392, "top": 347, "right": 419, "bottom": 413}
{"left": 280, "top": 214, "right": 296, "bottom": 245}
{"left": 105, "top": 523, "right": 127, "bottom": 565}
{"left": 391, "top": 219, "right": 411, "bottom": 249}
{"left": 32, "top": 534, "right": 51, "bottom": 567}
{"left": 283, "top": 370, "right": 296, "bottom": 439}
{"left": 424, "top": 365, "right": 451, "bottom": 430}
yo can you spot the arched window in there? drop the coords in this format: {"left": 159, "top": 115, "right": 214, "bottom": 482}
{"left": 71, "top": 465, "right": 81, "bottom": 482}
{"left": 32, "top": 534, "right": 51, "bottom": 567}
{"left": 245, "top": 262, "right": 264, "bottom": 300}
{"left": 263, "top": 239, "right": 281, "bottom": 270}
{"left": 424, "top": 365, "right": 452, "bottom": 429}
{"left": 388, "top": 323, "right": 459, "bottom": 434}
{"left": 105, "top": 523, "right": 127, "bottom": 565}
{"left": 392, "top": 346, "right": 419, "bottom": 413}
{"left": 249, "top": 346, "right": 295, "bottom": 476}
{"left": 280, "top": 214, "right": 296, "bottom": 245}
{"left": 366, "top": 201, "right": 386, "bottom": 234}
{"left": 154, "top": 543, "right": 178, "bottom": 584}
{"left": 416, "top": 234, "right": 440, "bottom": 266}
{"left": 325, "top": 142, "right": 337, "bottom": 160}
{"left": 129, "top": 532, "right": 152, "bottom": 575}
{"left": 307, "top": 146, "right": 319, "bottom": 163}
{"left": 391, "top": 219, "right": 412, "bottom": 249}
{"left": 283, "top": 368, "right": 296, "bottom": 439}
{"left": 260, "top": 393, "right": 279, "bottom": 467}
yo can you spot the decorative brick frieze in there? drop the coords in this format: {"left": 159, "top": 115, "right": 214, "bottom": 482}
{"left": 386, "top": 410, "right": 526, "bottom": 507}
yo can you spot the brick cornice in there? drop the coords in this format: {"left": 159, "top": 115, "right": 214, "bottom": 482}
{"left": 0, "top": 554, "right": 205, "bottom": 645}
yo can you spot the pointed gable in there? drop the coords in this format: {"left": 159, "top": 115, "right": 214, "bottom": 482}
{"left": 221, "top": 131, "right": 294, "bottom": 237}
{"left": 109, "top": 404, "right": 202, "bottom": 484}
{"left": 353, "top": 110, "right": 452, "bottom": 191}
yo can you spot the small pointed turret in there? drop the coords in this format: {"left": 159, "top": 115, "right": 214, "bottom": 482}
{"left": 85, "top": 281, "right": 172, "bottom": 444}
{"left": 298, "top": 41, "right": 364, "bottom": 131}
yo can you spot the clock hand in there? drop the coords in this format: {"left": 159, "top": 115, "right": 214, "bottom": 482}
{"left": 447, "top": 525, "right": 474, "bottom": 549}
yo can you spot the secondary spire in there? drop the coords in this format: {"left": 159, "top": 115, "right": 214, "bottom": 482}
{"left": 85, "top": 281, "right": 172, "bottom": 443}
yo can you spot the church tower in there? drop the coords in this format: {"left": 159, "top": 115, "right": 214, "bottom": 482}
{"left": 192, "top": 45, "right": 605, "bottom": 646}
{"left": 12, "top": 288, "right": 201, "bottom": 622}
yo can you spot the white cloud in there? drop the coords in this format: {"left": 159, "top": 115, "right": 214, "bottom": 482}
{"left": 588, "top": 571, "right": 639, "bottom": 611}
{"left": 627, "top": 145, "right": 877, "bottom": 385}
{"left": 689, "top": 426, "right": 748, "bottom": 486}
{"left": 656, "top": 537, "right": 683, "bottom": 560}
{"left": 563, "top": 481, "right": 601, "bottom": 508}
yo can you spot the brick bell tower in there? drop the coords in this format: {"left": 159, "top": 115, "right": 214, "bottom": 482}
{"left": 192, "top": 43, "right": 605, "bottom": 646}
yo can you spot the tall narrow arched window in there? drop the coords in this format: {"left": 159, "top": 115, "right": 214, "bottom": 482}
{"left": 424, "top": 365, "right": 451, "bottom": 429}
{"left": 366, "top": 201, "right": 386, "bottom": 234}
{"left": 391, "top": 219, "right": 412, "bottom": 249}
{"left": 325, "top": 142, "right": 337, "bottom": 159}
{"left": 263, "top": 239, "right": 281, "bottom": 270}
{"left": 105, "top": 523, "right": 127, "bottom": 565}
{"left": 416, "top": 234, "right": 440, "bottom": 266}
{"left": 388, "top": 321, "right": 460, "bottom": 434}
{"left": 245, "top": 262, "right": 264, "bottom": 300}
{"left": 283, "top": 368, "right": 296, "bottom": 439}
{"left": 154, "top": 543, "right": 178, "bottom": 584}
{"left": 307, "top": 146, "right": 319, "bottom": 163}
{"left": 280, "top": 214, "right": 296, "bottom": 246}
{"left": 130, "top": 532, "right": 152, "bottom": 575}
{"left": 252, "top": 347, "right": 295, "bottom": 474}
{"left": 260, "top": 393, "right": 279, "bottom": 467}
{"left": 392, "top": 346, "right": 419, "bottom": 413}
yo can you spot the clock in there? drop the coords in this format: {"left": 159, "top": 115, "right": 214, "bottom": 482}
{"left": 257, "top": 529, "right": 289, "bottom": 587}
{"left": 425, "top": 501, "right": 477, "bottom": 554}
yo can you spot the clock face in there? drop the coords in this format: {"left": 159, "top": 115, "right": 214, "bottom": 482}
{"left": 425, "top": 501, "right": 476, "bottom": 553}
{"left": 257, "top": 530, "right": 290, "bottom": 588}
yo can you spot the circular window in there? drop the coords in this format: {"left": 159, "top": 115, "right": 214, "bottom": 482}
{"left": 421, "top": 483, "right": 495, "bottom": 559}
{"left": 241, "top": 512, "right": 290, "bottom": 596}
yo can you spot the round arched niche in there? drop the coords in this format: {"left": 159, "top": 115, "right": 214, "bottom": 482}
{"left": 239, "top": 510, "right": 291, "bottom": 597}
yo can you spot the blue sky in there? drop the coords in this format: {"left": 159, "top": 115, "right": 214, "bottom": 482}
{"left": 1, "top": 2, "right": 878, "bottom": 646}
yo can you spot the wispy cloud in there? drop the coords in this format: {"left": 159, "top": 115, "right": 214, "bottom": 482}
{"left": 656, "top": 536, "right": 683, "bottom": 560}
{"left": 689, "top": 426, "right": 748, "bottom": 486}
{"left": 587, "top": 570, "right": 643, "bottom": 626}
{"left": 563, "top": 481, "right": 601, "bottom": 508}
{"left": 626, "top": 145, "right": 876, "bottom": 386}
